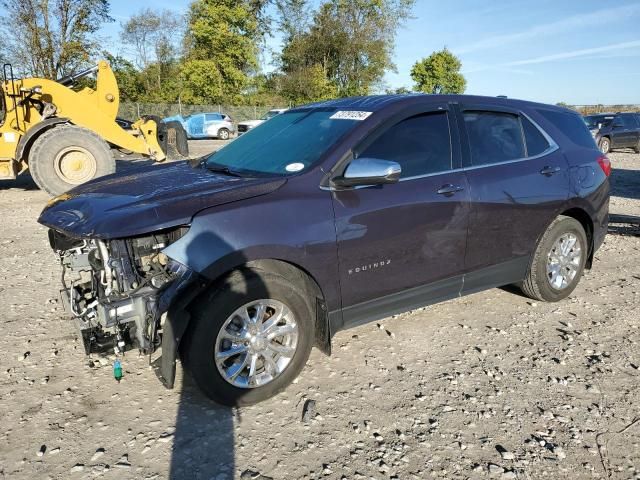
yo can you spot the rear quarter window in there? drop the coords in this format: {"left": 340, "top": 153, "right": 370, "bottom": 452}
{"left": 521, "top": 116, "right": 551, "bottom": 156}
{"left": 537, "top": 109, "right": 597, "bottom": 149}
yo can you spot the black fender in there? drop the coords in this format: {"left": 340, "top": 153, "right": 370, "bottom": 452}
{"left": 17, "top": 117, "right": 70, "bottom": 162}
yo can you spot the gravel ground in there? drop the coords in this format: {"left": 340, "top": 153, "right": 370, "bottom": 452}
{"left": 0, "top": 147, "right": 638, "bottom": 480}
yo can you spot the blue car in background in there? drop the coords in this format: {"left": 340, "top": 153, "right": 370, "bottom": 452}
{"left": 164, "top": 112, "right": 236, "bottom": 140}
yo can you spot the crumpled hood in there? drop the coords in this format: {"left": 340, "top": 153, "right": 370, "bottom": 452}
{"left": 38, "top": 160, "right": 286, "bottom": 239}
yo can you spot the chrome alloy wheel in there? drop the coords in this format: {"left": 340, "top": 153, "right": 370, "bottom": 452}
{"left": 546, "top": 233, "right": 582, "bottom": 290}
{"left": 215, "top": 299, "right": 299, "bottom": 388}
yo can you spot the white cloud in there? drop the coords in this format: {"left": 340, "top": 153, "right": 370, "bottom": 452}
{"left": 465, "top": 40, "right": 640, "bottom": 74}
{"left": 455, "top": 4, "right": 640, "bottom": 54}
{"left": 505, "top": 40, "right": 640, "bottom": 66}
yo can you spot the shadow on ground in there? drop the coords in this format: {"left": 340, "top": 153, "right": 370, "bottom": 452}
{"left": 611, "top": 165, "right": 640, "bottom": 201}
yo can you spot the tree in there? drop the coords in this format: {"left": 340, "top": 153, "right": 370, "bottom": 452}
{"left": 180, "top": 0, "right": 265, "bottom": 103}
{"left": 277, "top": 0, "right": 415, "bottom": 101}
{"left": 120, "top": 8, "right": 184, "bottom": 100}
{"left": 411, "top": 48, "right": 466, "bottom": 94}
{"left": 121, "top": 9, "right": 184, "bottom": 70}
{"left": 0, "top": 0, "right": 112, "bottom": 78}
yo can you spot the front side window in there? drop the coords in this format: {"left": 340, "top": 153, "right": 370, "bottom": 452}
{"left": 464, "top": 111, "right": 525, "bottom": 166}
{"left": 359, "top": 112, "right": 452, "bottom": 178}
{"left": 205, "top": 109, "right": 363, "bottom": 176}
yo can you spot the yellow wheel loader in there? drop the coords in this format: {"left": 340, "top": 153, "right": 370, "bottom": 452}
{"left": 0, "top": 60, "right": 188, "bottom": 196}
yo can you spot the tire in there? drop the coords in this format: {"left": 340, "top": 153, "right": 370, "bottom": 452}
{"left": 161, "top": 120, "right": 189, "bottom": 159}
{"left": 217, "top": 128, "right": 230, "bottom": 140}
{"left": 29, "top": 125, "right": 115, "bottom": 196}
{"left": 599, "top": 137, "right": 611, "bottom": 154}
{"left": 520, "top": 215, "right": 588, "bottom": 302}
{"left": 184, "top": 268, "right": 314, "bottom": 406}
{"left": 633, "top": 138, "right": 640, "bottom": 154}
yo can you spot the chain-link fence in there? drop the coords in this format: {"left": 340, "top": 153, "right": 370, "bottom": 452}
{"left": 570, "top": 104, "right": 640, "bottom": 114}
{"left": 119, "top": 103, "right": 291, "bottom": 123}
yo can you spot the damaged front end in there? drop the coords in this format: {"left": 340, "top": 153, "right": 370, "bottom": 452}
{"left": 49, "top": 227, "right": 197, "bottom": 386}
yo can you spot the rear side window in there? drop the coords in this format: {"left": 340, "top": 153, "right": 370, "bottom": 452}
{"left": 537, "top": 109, "right": 596, "bottom": 148}
{"left": 205, "top": 113, "right": 222, "bottom": 121}
{"left": 463, "top": 111, "right": 525, "bottom": 166}
{"left": 360, "top": 112, "right": 452, "bottom": 178}
{"left": 522, "top": 116, "right": 550, "bottom": 156}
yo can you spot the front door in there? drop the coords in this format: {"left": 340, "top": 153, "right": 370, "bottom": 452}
{"left": 331, "top": 107, "right": 470, "bottom": 328}
{"left": 187, "top": 114, "right": 205, "bottom": 137}
{"left": 614, "top": 114, "right": 639, "bottom": 148}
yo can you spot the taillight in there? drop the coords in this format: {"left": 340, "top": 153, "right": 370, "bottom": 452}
{"left": 597, "top": 155, "right": 611, "bottom": 177}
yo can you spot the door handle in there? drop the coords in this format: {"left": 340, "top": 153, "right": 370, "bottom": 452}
{"left": 436, "top": 184, "right": 464, "bottom": 196}
{"left": 540, "top": 166, "right": 561, "bottom": 176}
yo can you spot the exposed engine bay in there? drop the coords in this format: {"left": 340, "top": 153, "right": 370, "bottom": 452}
{"left": 49, "top": 227, "right": 190, "bottom": 356}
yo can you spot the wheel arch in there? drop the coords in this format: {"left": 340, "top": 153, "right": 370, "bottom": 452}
{"left": 560, "top": 207, "right": 595, "bottom": 268}
{"left": 185, "top": 257, "right": 332, "bottom": 356}
{"left": 16, "top": 117, "right": 70, "bottom": 163}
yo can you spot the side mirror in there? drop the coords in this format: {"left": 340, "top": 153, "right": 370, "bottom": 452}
{"left": 331, "top": 158, "right": 401, "bottom": 188}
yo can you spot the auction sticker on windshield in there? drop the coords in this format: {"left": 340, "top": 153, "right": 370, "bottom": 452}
{"left": 285, "top": 162, "right": 305, "bottom": 172}
{"left": 330, "top": 111, "right": 372, "bottom": 121}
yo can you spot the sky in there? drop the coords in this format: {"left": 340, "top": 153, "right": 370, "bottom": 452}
{"left": 101, "top": 0, "right": 640, "bottom": 105}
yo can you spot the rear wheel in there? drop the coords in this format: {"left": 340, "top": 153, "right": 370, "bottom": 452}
{"left": 599, "top": 137, "right": 611, "bottom": 154}
{"left": 184, "top": 268, "right": 314, "bottom": 406}
{"left": 29, "top": 125, "right": 115, "bottom": 196}
{"left": 217, "top": 128, "right": 230, "bottom": 140}
{"left": 521, "top": 216, "right": 588, "bottom": 302}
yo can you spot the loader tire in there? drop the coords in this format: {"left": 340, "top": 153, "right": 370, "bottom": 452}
{"left": 29, "top": 125, "right": 115, "bottom": 196}
{"left": 163, "top": 120, "right": 189, "bottom": 159}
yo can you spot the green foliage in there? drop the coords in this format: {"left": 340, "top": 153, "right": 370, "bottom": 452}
{"left": 101, "top": 54, "right": 142, "bottom": 102}
{"left": 385, "top": 86, "right": 411, "bottom": 94}
{"left": 411, "top": 48, "right": 466, "bottom": 95}
{"left": 0, "top": 0, "right": 113, "bottom": 78}
{"left": 181, "top": 0, "right": 262, "bottom": 102}
{"left": 278, "top": 0, "right": 415, "bottom": 102}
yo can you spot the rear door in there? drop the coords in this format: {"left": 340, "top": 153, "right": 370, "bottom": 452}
{"left": 457, "top": 105, "right": 569, "bottom": 292}
{"left": 332, "top": 106, "right": 470, "bottom": 326}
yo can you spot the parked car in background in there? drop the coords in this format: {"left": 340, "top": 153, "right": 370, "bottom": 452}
{"left": 584, "top": 112, "right": 640, "bottom": 154}
{"left": 40, "top": 94, "right": 610, "bottom": 406}
{"left": 164, "top": 112, "right": 235, "bottom": 140}
{"left": 237, "top": 108, "right": 288, "bottom": 135}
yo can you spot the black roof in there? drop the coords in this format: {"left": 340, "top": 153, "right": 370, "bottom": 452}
{"left": 296, "top": 93, "right": 570, "bottom": 114}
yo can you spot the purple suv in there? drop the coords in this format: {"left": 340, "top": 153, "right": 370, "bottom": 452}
{"left": 39, "top": 94, "right": 610, "bottom": 405}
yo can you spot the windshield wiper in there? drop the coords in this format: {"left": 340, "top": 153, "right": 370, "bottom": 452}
{"left": 203, "top": 162, "right": 245, "bottom": 178}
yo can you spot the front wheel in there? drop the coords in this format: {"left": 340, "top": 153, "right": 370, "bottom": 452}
{"left": 599, "top": 137, "right": 611, "bottom": 154}
{"left": 29, "top": 125, "right": 115, "bottom": 196}
{"left": 520, "top": 216, "right": 588, "bottom": 302}
{"left": 184, "top": 268, "right": 314, "bottom": 406}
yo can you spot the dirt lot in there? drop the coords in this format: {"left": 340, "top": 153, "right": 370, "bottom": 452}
{"left": 0, "top": 145, "right": 639, "bottom": 480}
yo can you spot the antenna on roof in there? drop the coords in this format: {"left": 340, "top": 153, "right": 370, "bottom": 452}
{"left": 496, "top": 95, "right": 508, "bottom": 98}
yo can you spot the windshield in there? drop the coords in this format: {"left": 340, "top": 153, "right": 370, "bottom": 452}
{"left": 205, "top": 109, "right": 364, "bottom": 175}
{"left": 584, "top": 115, "right": 613, "bottom": 129}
